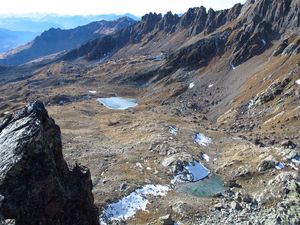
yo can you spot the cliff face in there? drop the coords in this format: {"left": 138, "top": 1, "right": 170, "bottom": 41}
{"left": 229, "top": 0, "right": 300, "bottom": 66}
{"left": 0, "top": 101, "right": 99, "bottom": 225}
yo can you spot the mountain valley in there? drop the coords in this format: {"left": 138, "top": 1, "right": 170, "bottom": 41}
{"left": 0, "top": 0, "right": 300, "bottom": 224}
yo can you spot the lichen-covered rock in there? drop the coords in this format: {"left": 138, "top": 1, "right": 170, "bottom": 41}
{"left": 159, "top": 214, "right": 175, "bottom": 225}
{"left": 253, "top": 77, "right": 291, "bottom": 105}
{"left": 276, "top": 179, "right": 300, "bottom": 224}
{"left": 257, "top": 156, "right": 277, "bottom": 172}
{"left": 0, "top": 101, "right": 99, "bottom": 225}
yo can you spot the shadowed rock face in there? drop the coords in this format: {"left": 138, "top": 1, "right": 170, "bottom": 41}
{"left": 0, "top": 101, "right": 99, "bottom": 225}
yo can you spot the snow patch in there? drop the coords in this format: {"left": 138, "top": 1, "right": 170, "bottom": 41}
{"left": 289, "top": 163, "right": 299, "bottom": 171}
{"left": 169, "top": 126, "right": 178, "bottom": 135}
{"left": 100, "top": 185, "right": 170, "bottom": 224}
{"left": 275, "top": 162, "right": 285, "bottom": 170}
{"left": 230, "top": 63, "right": 237, "bottom": 70}
{"left": 261, "top": 39, "right": 266, "bottom": 46}
{"left": 172, "top": 160, "right": 210, "bottom": 184}
{"left": 208, "top": 84, "right": 214, "bottom": 88}
{"left": 189, "top": 82, "right": 195, "bottom": 89}
{"left": 135, "top": 162, "right": 143, "bottom": 170}
{"left": 203, "top": 154, "right": 210, "bottom": 162}
{"left": 291, "top": 155, "right": 300, "bottom": 165}
{"left": 248, "top": 99, "right": 254, "bottom": 109}
{"left": 97, "top": 97, "right": 137, "bottom": 110}
{"left": 153, "top": 53, "right": 164, "bottom": 61}
{"left": 193, "top": 133, "right": 212, "bottom": 146}
{"left": 88, "top": 90, "right": 97, "bottom": 94}
{"left": 296, "top": 79, "right": 300, "bottom": 85}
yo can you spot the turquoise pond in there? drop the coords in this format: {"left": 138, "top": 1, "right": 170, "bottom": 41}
{"left": 176, "top": 176, "right": 225, "bottom": 197}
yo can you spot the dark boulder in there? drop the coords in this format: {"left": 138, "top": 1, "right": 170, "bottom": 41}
{"left": 281, "top": 140, "right": 297, "bottom": 149}
{"left": 0, "top": 101, "right": 99, "bottom": 225}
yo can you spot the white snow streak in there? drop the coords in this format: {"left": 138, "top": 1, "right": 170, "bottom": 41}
{"left": 100, "top": 185, "right": 170, "bottom": 224}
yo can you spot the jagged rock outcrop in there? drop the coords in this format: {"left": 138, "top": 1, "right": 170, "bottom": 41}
{"left": 179, "top": 4, "right": 242, "bottom": 36}
{"left": 204, "top": 4, "right": 242, "bottom": 35}
{"left": 230, "top": 0, "right": 300, "bottom": 66}
{"left": 0, "top": 101, "right": 99, "bottom": 225}
{"left": 157, "top": 12, "right": 180, "bottom": 33}
{"left": 243, "top": 0, "right": 300, "bottom": 32}
{"left": 133, "top": 13, "right": 162, "bottom": 40}
{"left": 62, "top": 4, "right": 243, "bottom": 61}
{"left": 179, "top": 7, "right": 207, "bottom": 33}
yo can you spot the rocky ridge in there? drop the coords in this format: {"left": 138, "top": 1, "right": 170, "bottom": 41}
{"left": 62, "top": 0, "right": 300, "bottom": 78}
{"left": 62, "top": 3, "right": 243, "bottom": 61}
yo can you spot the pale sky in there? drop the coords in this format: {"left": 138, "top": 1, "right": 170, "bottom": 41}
{"left": 0, "top": 0, "right": 246, "bottom": 16}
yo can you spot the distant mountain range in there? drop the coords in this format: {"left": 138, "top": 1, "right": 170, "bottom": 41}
{"left": 60, "top": 0, "right": 299, "bottom": 76}
{"left": 0, "top": 13, "right": 140, "bottom": 33}
{"left": 0, "top": 28, "right": 38, "bottom": 53}
{"left": 0, "top": 17, "right": 136, "bottom": 65}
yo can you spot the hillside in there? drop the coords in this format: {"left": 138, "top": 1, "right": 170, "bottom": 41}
{"left": 0, "top": 17, "right": 136, "bottom": 65}
{"left": 0, "top": 28, "right": 37, "bottom": 53}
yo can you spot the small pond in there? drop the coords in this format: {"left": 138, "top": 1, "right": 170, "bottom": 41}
{"left": 97, "top": 97, "right": 138, "bottom": 110}
{"left": 176, "top": 175, "right": 225, "bottom": 197}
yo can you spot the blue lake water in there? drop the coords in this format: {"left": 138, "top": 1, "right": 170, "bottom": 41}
{"left": 97, "top": 97, "right": 138, "bottom": 110}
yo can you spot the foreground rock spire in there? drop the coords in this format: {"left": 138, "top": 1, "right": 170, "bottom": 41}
{"left": 0, "top": 101, "right": 99, "bottom": 225}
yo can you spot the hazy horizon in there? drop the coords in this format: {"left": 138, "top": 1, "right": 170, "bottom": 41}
{"left": 0, "top": 0, "right": 246, "bottom": 17}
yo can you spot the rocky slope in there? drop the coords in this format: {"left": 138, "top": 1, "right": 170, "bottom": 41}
{"left": 0, "top": 101, "right": 99, "bottom": 225}
{"left": 0, "top": 17, "right": 136, "bottom": 66}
